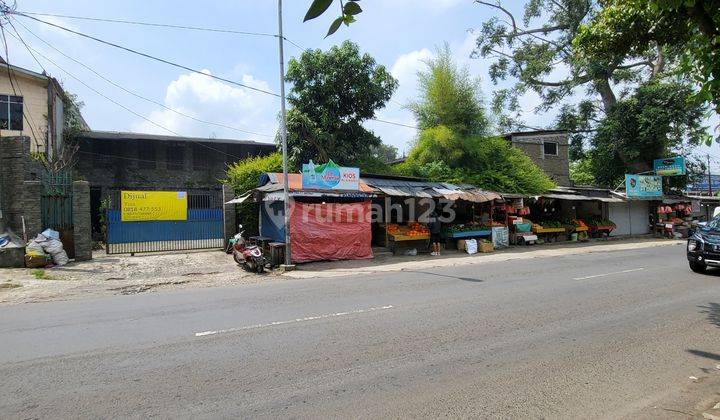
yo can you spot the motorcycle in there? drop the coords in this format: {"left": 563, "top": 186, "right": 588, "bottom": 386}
{"left": 232, "top": 225, "right": 267, "bottom": 273}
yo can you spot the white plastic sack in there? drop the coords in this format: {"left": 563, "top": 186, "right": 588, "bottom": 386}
{"left": 41, "top": 229, "right": 60, "bottom": 240}
{"left": 466, "top": 239, "right": 478, "bottom": 255}
{"left": 52, "top": 249, "right": 69, "bottom": 266}
{"left": 42, "top": 238, "right": 64, "bottom": 256}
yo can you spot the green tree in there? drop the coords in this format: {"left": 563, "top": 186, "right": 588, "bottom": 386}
{"left": 589, "top": 81, "right": 709, "bottom": 186}
{"left": 403, "top": 126, "right": 555, "bottom": 194}
{"left": 402, "top": 45, "right": 553, "bottom": 194}
{"left": 573, "top": 0, "right": 719, "bottom": 137}
{"left": 283, "top": 41, "right": 397, "bottom": 168}
{"left": 225, "top": 152, "right": 283, "bottom": 236}
{"left": 409, "top": 45, "right": 490, "bottom": 137}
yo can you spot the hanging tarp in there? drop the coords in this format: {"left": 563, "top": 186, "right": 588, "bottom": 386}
{"left": 288, "top": 201, "right": 373, "bottom": 263}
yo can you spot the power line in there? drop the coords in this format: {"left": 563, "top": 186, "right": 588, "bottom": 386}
{"left": 4, "top": 29, "right": 249, "bottom": 160}
{"left": 10, "top": 11, "right": 281, "bottom": 97}
{"left": 15, "top": 10, "right": 309, "bottom": 51}
{"left": 17, "top": 11, "right": 278, "bottom": 37}
{"left": 6, "top": 10, "right": 419, "bottom": 133}
{"left": 11, "top": 16, "right": 274, "bottom": 138}
{"left": 0, "top": 24, "right": 43, "bottom": 149}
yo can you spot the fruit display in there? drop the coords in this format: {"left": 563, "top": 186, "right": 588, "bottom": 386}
{"left": 588, "top": 218, "right": 616, "bottom": 228}
{"left": 384, "top": 223, "right": 429, "bottom": 239}
{"left": 448, "top": 223, "right": 491, "bottom": 233}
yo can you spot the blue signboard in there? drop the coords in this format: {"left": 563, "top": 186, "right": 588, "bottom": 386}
{"left": 689, "top": 175, "right": 720, "bottom": 192}
{"left": 625, "top": 174, "right": 662, "bottom": 198}
{"left": 301, "top": 160, "right": 359, "bottom": 191}
{"left": 653, "top": 156, "right": 686, "bottom": 176}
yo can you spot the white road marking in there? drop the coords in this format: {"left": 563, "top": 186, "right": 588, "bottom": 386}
{"left": 573, "top": 268, "right": 645, "bottom": 281}
{"left": 194, "top": 305, "right": 395, "bottom": 337}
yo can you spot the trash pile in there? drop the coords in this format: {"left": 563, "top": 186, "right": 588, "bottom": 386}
{"left": 0, "top": 229, "right": 26, "bottom": 268}
{"left": 25, "top": 229, "right": 69, "bottom": 268}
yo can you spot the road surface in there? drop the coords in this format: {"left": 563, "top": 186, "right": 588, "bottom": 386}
{"left": 1, "top": 243, "right": 718, "bottom": 418}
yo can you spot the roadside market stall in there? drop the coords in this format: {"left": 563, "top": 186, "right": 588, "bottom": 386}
{"left": 360, "top": 175, "right": 504, "bottom": 254}
{"left": 234, "top": 169, "right": 377, "bottom": 265}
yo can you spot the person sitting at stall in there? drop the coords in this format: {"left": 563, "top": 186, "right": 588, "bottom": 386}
{"left": 428, "top": 212, "right": 442, "bottom": 256}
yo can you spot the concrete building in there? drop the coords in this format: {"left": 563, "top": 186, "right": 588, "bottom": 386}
{"left": 74, "top": 131, "right": 276, "bottom": 235}
{"left": 505, "top": 130, "right": 571, "bottom": 187}
{"left": 0, "top": 58, "right": 84, "bottom": 156}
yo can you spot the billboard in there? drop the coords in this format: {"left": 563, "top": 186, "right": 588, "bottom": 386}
{"left": 625, "top": 175, "right": 662, "bottom": 198}
{"left": 121, "top": 191, "right": 188, "bottom": 221}
{"left": 301, "top": 160, "right": 359, "bottom": 191}
{"left": 653, "top": 157, "right": 686, "bottom": 176}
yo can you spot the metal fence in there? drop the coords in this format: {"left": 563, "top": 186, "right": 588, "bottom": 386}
{"left": 105, "top": 188, "right": 224, "bottom": 254}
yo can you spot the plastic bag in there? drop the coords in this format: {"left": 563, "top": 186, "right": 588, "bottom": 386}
{"left": 41, "top": 229, "right": 60, "bottom": 240}
{"left": 466, "top": 239, "right": 478, "bottom": 254}
{"left": 52, "top": 249, "right": 69, "bottom": 266}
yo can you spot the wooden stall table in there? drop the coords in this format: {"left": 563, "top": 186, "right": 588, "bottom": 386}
{"left": 589, "top": 225, "right": 615, "bottom": 238}
{"left": 388, "top": 232, "right": 430, "bottom": 255}
{"left": 531, "top": 226, "right": 566, "bottom": 243}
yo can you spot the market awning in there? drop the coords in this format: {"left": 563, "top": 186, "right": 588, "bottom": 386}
{"left": 433, "top": 188, "right": 502, "bottom": 203}
{"left": 542, "top": 193, "right": 625, "bottom": 203}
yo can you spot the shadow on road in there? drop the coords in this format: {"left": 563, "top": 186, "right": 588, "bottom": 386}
{"left": 686, "top": 349, "right": 720, "bottom": 361}
{"left": 699, "top": 302, "right": 720, "bottom": 328}
{"left": 404, "top": 270, "right": 483, "bottom": 283}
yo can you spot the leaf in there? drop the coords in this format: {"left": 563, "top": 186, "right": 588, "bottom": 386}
{"left": 304, "top": 0, "right": 334, "bottom": 22}
{"left": 326, "top": 16, "right": 343, "bottom": 37}
{"left": 344, "top": 1, "right": 363, "bottom": 15}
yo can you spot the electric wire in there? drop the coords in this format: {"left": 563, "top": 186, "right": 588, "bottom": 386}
{"left": 10, "top": 11, "right": 281, "bottom": 97}
{"left": 7, "top": 10, "right": 420, "bottom": 132}
{"left": 0, "top": 24, "right": 42, "bottom": 148}
{"left": 4, "top": 29, "right": 252, "bottom": 160}
{"left": 11, "top": 16, "right": 274, "bottom": 138}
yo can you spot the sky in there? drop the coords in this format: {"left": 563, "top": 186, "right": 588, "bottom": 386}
{"left": 4, "top": 0, "right": 720, "bottom": 167}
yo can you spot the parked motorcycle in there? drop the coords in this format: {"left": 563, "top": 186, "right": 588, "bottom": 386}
{"left": 232, "top": 225, "right": 267, "bottom": 273}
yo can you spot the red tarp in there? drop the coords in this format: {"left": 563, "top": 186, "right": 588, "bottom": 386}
{"left": 289, "top": 201, "right": 373, "bottom": 263}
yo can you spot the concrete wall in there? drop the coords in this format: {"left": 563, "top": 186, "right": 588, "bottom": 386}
{"left": 72, "top": 181, "right": 92, "bottom": 261}
{"left": 0, "top": 71, "right": 49, "bottom": 153}
{"left": 0, "top": 136, "right": 42, "bottom": 238}
{"left": 510, "top": 132, "right": 571, "bottom": 187}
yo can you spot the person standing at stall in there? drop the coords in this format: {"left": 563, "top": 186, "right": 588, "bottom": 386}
{"left": 428, "top": 212, "right": 442, "bottom": 256}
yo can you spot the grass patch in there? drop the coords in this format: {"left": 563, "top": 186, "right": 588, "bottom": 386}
{"left": 31, "top": 269, "right": 52, "bottom": 280}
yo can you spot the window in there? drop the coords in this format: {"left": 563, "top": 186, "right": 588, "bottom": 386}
{"left": 0, "top": 95, "right": 23, "bottom": 130}
{"left": 138, "top": 142, "right": 156, "bottom": 169}
{"left": 166, "top": 144, "right": 185, "bottom": 170}
{"left": 543, "top": 141, "right": 558, "bottom": 156}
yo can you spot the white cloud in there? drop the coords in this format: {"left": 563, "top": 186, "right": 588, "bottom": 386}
{"left": 132, "top": 69, "right": 277, "bottom": 141}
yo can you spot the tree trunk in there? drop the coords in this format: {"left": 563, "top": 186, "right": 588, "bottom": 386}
{"left": 595, "top": 77, "right": 617, "bottom": 112}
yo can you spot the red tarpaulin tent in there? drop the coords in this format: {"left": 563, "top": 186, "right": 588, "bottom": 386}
{"left": 288, "top": 200, "right": 373, "bottom": 263}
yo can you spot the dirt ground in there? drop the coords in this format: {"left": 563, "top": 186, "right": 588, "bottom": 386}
{"left": 0, "top": 237, "right": 683, "bottom": 305}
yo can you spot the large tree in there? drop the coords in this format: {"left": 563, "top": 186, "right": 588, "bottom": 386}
{"left": 401, "top": 47, "right": 554, "bottom": 194}
{"left": 473, "top": 1, "right": 667, "bottom": 132}
{"left": 283, "top": 41, "right": 397, "bottom": 168}
{"left": 573, "top": 0, "right": 719, "bottom": 136}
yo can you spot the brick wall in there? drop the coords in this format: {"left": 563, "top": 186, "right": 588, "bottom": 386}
{"left": 72, "top": 181, "right": 92, "bottom": 261}
{"left": 509, "top": 132, "right": 571, "bottom": 187}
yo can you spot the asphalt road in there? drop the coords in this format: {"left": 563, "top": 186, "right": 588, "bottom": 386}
{"left": 1, "top": 243, "right": 719, "bottom": 419}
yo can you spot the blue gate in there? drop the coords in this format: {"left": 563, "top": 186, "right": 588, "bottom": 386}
{"left": 106, "top": 208, "right": 224, "bottom": 254}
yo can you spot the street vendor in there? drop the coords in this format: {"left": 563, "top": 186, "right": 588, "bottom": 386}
{"left": 428, "top": 212, "right": 442, "bottom": 256}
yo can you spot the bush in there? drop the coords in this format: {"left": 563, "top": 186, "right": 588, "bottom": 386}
{"left": 225, "top": 152, "right": 283, "bottom": 236}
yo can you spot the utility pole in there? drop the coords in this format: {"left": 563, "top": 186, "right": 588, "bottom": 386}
{"left": 278, "top": 0, "right": 292, "bottom": 266}
{"left": 708, "top": 154, "right": 713, "bottom": 197}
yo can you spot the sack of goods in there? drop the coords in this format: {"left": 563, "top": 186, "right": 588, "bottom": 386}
{"left": 465, "top": 239, "right": 478, "bottom": 255}
{"left": 29, "top": 233, "right": 69, "bottom": 266}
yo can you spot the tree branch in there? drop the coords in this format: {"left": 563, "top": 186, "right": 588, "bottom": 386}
{"left": 616, "top": 61, "right": 654, "bottom": 70}
{"left": 475, "top": 0, "right": 517, "bottom": 32}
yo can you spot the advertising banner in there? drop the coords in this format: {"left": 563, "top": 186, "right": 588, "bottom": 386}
{"left": 121, "top": 191, "right": 187, "bottom": 221}
{"left": 301, "top": 160, "right": 359, "bottom": 191}
{"left": 653, "top": 157, "right": 686, "bottom": 176}
{"left": 625, "top": 175, "right": 662, "bottom": 198}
